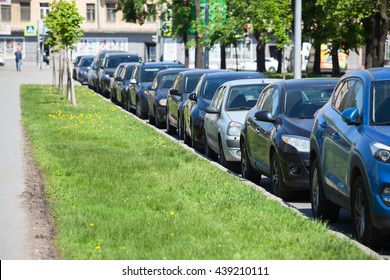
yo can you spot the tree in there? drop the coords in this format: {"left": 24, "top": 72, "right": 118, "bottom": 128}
{"left": 238, "top": 0, "right": 292, "bottom": 73}
{"left": 44, "top": 0, "right": 84, "bottom": 105}
{"left": 317, "top": 0, "right": 388, "bottom": 74}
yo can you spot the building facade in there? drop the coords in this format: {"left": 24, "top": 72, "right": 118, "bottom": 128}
{"left": 0, "top": 0, "right": 163, "bottom": 62}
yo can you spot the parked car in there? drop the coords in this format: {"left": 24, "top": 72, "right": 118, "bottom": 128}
{"left": 166, "top": 69, "right": 227, "bottom": 138}
{"left": 98, "top": 52, "right": 142, "bottom": 97}
{"left": 75, "top": 55, "right": 94, "bottom": 85}
{"left": 239, "top": 57, "right": 279, "bottom": 72}
{"left": 0, "top": 53, "right": 4, "bottom": 66}
{"left": 147, "top": 68, "right": 190, "bottom": 128}
{"left": 108, "top": 62, "right": 128, "bottom": 102}
{"left": 310, "top": 68, "right": 390, "bottom": 249}
{"left": 88, "top": 50, "right": 126, "bottom": 92}
{"left": 72, "top": 55, "right": 84, "bottom": 78}
{"left": 183, "top": 71, "right": 265, "bottom": 150}
{"left": 204, "top": 78, "right": 280, "bottom": 169}
{"left": 240, "top": 78, "right": 337, "bottom": 200}
{"left": 113, "top": 63, "right": 137, "bottom": 108}
{"left": 127, "top": 61, "right": 185, "bottom": 119}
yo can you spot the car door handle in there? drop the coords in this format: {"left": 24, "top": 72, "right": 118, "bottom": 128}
{"left": 255, "top": 127, "right": 261, "bottom": 134}
{"left": 319, "top": 121, "right": 327, "bottom": 129}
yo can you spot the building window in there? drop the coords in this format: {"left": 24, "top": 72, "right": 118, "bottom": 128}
{"left": 86, "top": 3, "right": 95, "bottom": 22}
{"left": 106, "top": 3, "right": 116, "bottom": 22}
{"left": 20, "top": 2, "right": 31, "bottom": 21}
{"left": 1, "top": 5, "right": 11, "bottom": 22}
{"left": 40, "top": 3, "right": 50, "bottom": 19}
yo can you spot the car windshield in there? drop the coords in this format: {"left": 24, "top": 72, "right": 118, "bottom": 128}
{"left": 141, "top": 67, "right": 166, "bottom": 82}
{"left": 184, "top": 75, "right": 202, "bottom": 93}
{"left": 203, "top": 78, "right": 232, "bottom": 99}
{"left": 80, "top": 58, "right": 93, "bottom": 67}
{"left": 284, "top": 85, "right": 334, "bottom": 118}
{"left": 159, "top": 74, "right": 177, "bottom": 88}
{"left": 227, "top": 84, "right": 267, "bottom": 110}
{"left": 372, "top": 80, "right": 390, "bottom": 124}
{"left": 106, "top": 56, "right": 139, "bottom": 68}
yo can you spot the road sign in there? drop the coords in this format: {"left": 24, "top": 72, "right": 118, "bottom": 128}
{"left": 24, "top": 24, "right": 37, "bottom": 36}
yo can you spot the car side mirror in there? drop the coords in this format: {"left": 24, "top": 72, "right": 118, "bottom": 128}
{"left": 254, "top": 110, "right": 275, "bottom": 122}
{"left": 130, "top": 78, "right": 137, "bottom": 84}
{"left": 205, "top": 106, "right": 220, "bottom": 115}
{"left": 188, "top": 92, "right": 196, "bottom": 101}
{"left": 169, "top": 89, "right": 180, "bottom": 96}
{"left": 148, "top": 85, "right": 154, "bottom": 90}
{"left": 341, "top": 108, "right": 361, "bottom": 125}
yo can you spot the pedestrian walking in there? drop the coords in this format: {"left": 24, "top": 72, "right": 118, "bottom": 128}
{"left": 15, "top": 49, "right": 22, "bottom": 71}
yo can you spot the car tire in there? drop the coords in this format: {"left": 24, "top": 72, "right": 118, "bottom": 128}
{"left": 136, "top": 99, "right": 146, "bottom": 119}
{"left": 268, "top": 67, "right": 276, "bottom": 72}
{"left": 352, "top": 176, "right": 385, "bottom": 250}
{"left": 241, "top": 141, "right": 261, "bottom": 184}
{"left": 155, "top": 108, "right": 165, "bottom": 129}
{"left": 166, "top": 114, "right": 176, "bottom": 134}
{"left": 191, "top": 123, "right": 200, "bottom": 151}
{"left": 204, "top": 131, "right": 217, "bottom": 160}
{"left": 271, "top": 153, "right": 292, "bottom": 200}
{"left": 178, "top": 114, "right": 184, "bottom": 140}
{"left": 149, "top": 108, "right": 156, "bottom": 125}
{"left": 183, "top": 120, "right": 191, "bottom": 146}
{"left": 218, "top": 138, "right": 233, "bottom": 170}
{"left": 311, "top": 158, "right": 340, "bottom": 222}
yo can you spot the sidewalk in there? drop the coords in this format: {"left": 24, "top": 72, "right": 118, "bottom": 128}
{"left": 0, "top": 60, "right": 52, "bottom": 259}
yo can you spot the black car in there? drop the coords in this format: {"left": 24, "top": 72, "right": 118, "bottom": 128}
{"left": 147, "top": 68, "right": 190, "bottom": 128}
{"left": 128, "top": 61, "right": 185, "bottom": 119}
{"left": 114, "top": 63, "right": 137, "bottom": 108}
{"left": 75, "top": 55, "right": 94, "bottom": 85}
{"left": 88, "top": 50, "right": 126, "bottom": 92}
{"left": 166, "top": 69, "right": 227, "bottom": 138}
{"left": 183, "top": 71, "right": 265, "bottom": 150}
{"left": 109, "top": 62, "right": 128, "bottom": 102}
{"left": 98, "top": 53, "right": 142, "bottom": 97}
{"left": 240, "top": 78, "right": 337, "bottom": 200}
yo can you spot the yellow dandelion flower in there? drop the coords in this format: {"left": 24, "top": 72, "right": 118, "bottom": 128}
{"left": 95, "top": 245, "right": 101, "bottom": 250}
{"left": 169, "top": 211, "right": 175, "bottom": 215}
{"left": 89, "top": 223, "right": 94, "bottom": 227}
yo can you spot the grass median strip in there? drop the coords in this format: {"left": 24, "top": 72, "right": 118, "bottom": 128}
{"left": 20, "top": 85, "right": 374, "bottom": 260}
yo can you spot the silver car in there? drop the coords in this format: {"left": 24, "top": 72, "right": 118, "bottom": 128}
{"left": 204, "top": 78, "right": 281, "bottom": 169}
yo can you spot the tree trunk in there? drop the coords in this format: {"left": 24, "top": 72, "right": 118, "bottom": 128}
{"left": 183, "top": 33, "right": 190, "bottom": 68}
{"left": 220, "top": 44, "right": 226, "bottom": 69}
{"left": 51, "top": 49, "right": 56, "bottom": 86}
{"left": 277, "top": 49, "right": 282, "bottom": 73}
{"left": 365, "top": 1, "right": 388, "bottom": 68}
{"left": 254, "top": 30, "right": 266, "bottom": 73}
{"left": 313, "top": 42, "right": 321, "bottom": 75}
{"left": 331, "top": 43, "right": 341, "bottom": 77}
{"left": 59, "top": 48, "right": 64, "bottom": 93}
{"left": 65, "top": 47, "right": 76, "bottom": 106}
{"left": 194, "top": 0, "right": 203, "bottom": 68}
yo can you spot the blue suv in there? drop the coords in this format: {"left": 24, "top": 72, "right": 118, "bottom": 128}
{"left": 310, "top": 68, "right": 390, "bottom": 249}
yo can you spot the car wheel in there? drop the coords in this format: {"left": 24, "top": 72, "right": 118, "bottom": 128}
{"left": 149, "top": 107, "right": 156, "bottom": 125}
{"left": 178, "top": 114, "right": 184, "bottom": 140}
{"left": 271, "top": 153, "right": 292, "bottom": 200}
{"left": 166, "top": 112, "right": 176, "bottom": 134}
{"left": 204, "top": 131, "right": 217, "bottom": 160}
{"left": 136, "top": 99, "right": 146, "bottom": 119}
{"left": 268, "top": 67, "right": 276, "bottom": 72}
{"left": 352, "top": 176, "right": 385, "bottom": 250}
{"left": 183, "top": 120, "right": 191, "bottom": 145}
{"left": 191, "top": 123, "right": 199, "bottom": 151}
{"left": 155, "top": 108, "right": 165, "bottom": 129}
{"left": 126, "top": 97, "right": 132, "bottom": 112}
{"left": 218, "top": 138, "right": 233, "bottom": 170}
{"left": 311, "top": 158, "right": 340, "bottom": 222}
{"left": 241, "top": 141, "right": 261, "bottom": 184}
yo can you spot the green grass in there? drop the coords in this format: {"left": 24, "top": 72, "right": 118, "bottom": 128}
{"left": 21, "top": 85, "right": 374, "bottom": 260}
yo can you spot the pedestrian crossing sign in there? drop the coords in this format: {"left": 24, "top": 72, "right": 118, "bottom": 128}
{"left": 24, "top": 24, "right": 37, "bottom": 36}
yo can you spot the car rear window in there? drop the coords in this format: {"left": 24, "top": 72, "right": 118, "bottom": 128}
{"left": 141, "top": 67, "right": 167, "bottom": 82}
